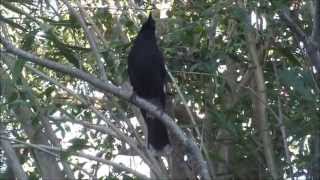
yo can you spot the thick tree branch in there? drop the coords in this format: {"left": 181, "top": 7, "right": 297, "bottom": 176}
{"left": 40, "top": 116, "right": 76, "bottom": 180}
{"left": 279, "top": 9, "right": 308, "bottom": 44}
{"left": 24, "top": 60, "right": 165, "bottom": 178}
{"left": 244, "top": 11, "right": 278, "bottom": 177}
{"left": 1, "top": 23, "right": 66, "bottom": 179}
{"left": 279, "top": 8, "right": 320, "bottom": 73}
{"left": 0, "top": 36, "right": 210, "bottom": 180}
{"left": 166, "top": 66, "right": 216, "bottom": 178}
{"left": 0, "top": 128, "right": 28, "bottom": 180}
{"left": 21, "top": 66, "right": 76, "bottom": 179}
{"left": 311, "top": 0, "right": 320, "bottom": 44}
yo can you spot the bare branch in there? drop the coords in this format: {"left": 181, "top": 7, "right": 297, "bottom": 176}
{"left": 24, "top": 59, "right": 166, "bottom": 178}
{"left": 72, "top": 151, "right": 149, "bottom": 180}
{"left": 50, "top": 117, "right": 116, "bottom": 136}
{"left": 166, "top": 66, "right": 216, "bottom": 178}
{"left": 279, "top": 9, "right": 308, "bottom": 44}
{"left": 0, "top": 36, "right": 210, "bottom": 180}
{"left": 1, "top": 1, "right": 40, "bottom": 23}
{"left": 246, "top": 26, "right": 278, "bottom": 179}
{"left": 1, "top": 22, "right": 65, "bottom": 179}
{"left": 24, "top": 66, "right": 76, "bottom": 179}
{"left": 0, "top": 136, "right": 150, "bottom": 180}
{"left": 272, "top": 62, "right": 294, "bottom": 180}
{"left": 40, "top": 116, "right": 76, "bottom": 180}
{"left": 61, "top": 0, "right": 107, "bottom": 81}
{"left": 279, "top": 7, "right": 320, "bottom": 73}
{"left": 311, "top": 0, "right": 320, "bottom": 45}
{"left": 0, "top": 128, "right": 28, "bottom": 180}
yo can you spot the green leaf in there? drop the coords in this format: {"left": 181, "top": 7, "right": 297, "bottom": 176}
{"left": 12, "top": 60, "right": 25, "bottom": 85}
{"left": 31, "top": 113, "right": 40, "bottom": 126}
{"left": 279, "top": 69, "right": 296, "bottom": 85}
{"left": 278, "top": 69, "right": 314, "bottom": 101}
{"left": 0, "top": 14, "right": 26, "bottom": 31}
{"left": 68, "top": 138, "right": 88, "bottom": 152}
{"left": 68, "top": 14, "right": 81, "bottom": 29}
{"left": 46, "top": 29, "right": 80, "bottom": 68}
{"left": 21, "top": 30, "right": 37, "bottom": 51}
{"left": 43, "top": 86, "right": 55, "bottom": 97}
{"left": 276, "top": 47, "right": 301, "bottom": 66}
{"left": 61, "top": 150, "right": 72, "bottom": 160}
{"left": 7, "top": 91, "right": 19, "bottom": 104}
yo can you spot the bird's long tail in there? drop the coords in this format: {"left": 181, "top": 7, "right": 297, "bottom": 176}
{"left": 141, "top": 109, "right": 170, "bottom": 151}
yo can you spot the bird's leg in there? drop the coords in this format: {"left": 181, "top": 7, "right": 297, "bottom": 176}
{"left": 156, "top": 106, "right": 166, "bottom": 119}
{"left": 129, "top": 91, "right": 138, "bottom": 103}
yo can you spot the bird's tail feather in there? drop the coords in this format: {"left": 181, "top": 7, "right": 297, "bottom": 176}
{"left": 141, "top": 110, "right": 170, "bottom": 151}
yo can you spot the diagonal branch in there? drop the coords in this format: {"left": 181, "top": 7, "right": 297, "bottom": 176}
{"left": 0, "top": 128, "right": 28, "bottom": 180}
{"left": 23, "top": 58, "right": 165, "bottom": 178}
{"left": 279, "top": 7, "right": 320, "bottom": 73}
{"left": 0, "top": 36, "right": 210, "bottom": 180}
{"left": 0, "top": 136, "right": 150, "bottom": 180}
{"left": 279, "top": 9, "right": 308, "bottom": 44}
{"left": 61, "top": 0, "right": 107, "bottom": 81}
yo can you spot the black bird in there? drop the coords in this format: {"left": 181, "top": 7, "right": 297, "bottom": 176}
{"left": 128, "top": 14, "right": 170, "bottom": 151}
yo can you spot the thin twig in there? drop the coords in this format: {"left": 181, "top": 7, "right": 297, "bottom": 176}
{"left": 61, "top": 0, "right": 107, "bottom": 81}
{"left": 279, "top": 9, "right": 308, "bottom": 44}
{"left": 0, "top": 136, "right": 150, "bottom": 180}
{"left": 24, "top": 63, "right": 165, "bottom": 178}
{"left": 0, "top": 36, "right": 210, "bottom": 179}
{"left": 272, "top": 62, "right": 294, "bottom": 180}
{"left": 166, "top": 66, "right": 215, "bottom": 178}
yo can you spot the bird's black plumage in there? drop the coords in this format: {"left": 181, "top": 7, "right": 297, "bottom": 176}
{"left": 128, "top": 14, "right": 170, "bottom": 151}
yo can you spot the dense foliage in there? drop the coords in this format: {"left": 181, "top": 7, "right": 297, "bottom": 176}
{"left": 0, "top": 0, "right": 319, "bottom": 179}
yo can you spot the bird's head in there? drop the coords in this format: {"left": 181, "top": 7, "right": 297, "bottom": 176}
{"left": 141, "top": 13, "right": 155, "bottom": 32}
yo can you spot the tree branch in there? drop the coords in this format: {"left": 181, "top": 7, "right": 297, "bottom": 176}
{"left": 0, "top": 128, "right": 28, "bottom": 180}
{"left": 50, "top": 116, "right": 116, "bottom": 136}
{"left": 0, "top": 36, "right": 210, "bottom": 180}
{"left": 61, "top": 0, "right": 107, "bottom": 81}
{"left": 311, "top": 0, "right": 320, "bottom": 45}
{"left": 279, "top": 9, "right": 308, "bottom": 44}
{"left": 245, "top": 22, "right": 278, "bottom": 179}
{"left": 279, "top": 7, "right": 320, "bottom": 73}
{"left": 0, "top": 136, "right": 150, "bottom": 180}
{"left": 166, "top": 66, "right": 216, "bottom": 178}
{"left": 24, "top": 59, "right": 166, "bottom": 178}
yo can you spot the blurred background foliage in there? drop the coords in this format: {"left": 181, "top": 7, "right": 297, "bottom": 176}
{"left": 0, "top": 0, "right": 319, "bottom": 179}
